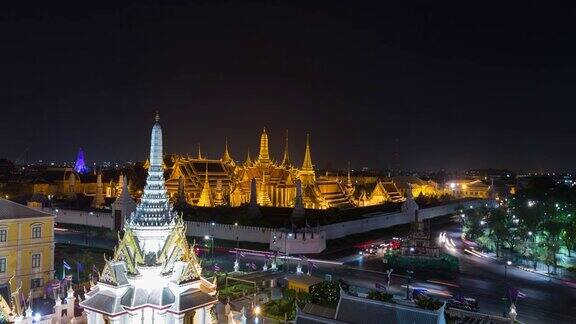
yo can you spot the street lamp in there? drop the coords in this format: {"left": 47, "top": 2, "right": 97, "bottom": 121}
{"left": 504, "top": 260, "right": 512, "bottom": 280}
{"left": 285, "top": 232, "right": 293, "bottom": 273}
{"left": 503, "top": 260, "right": 512, "bottom": 316}
{"left": 406, "top": 270, "right": 414, "bottom": 300}
{"left": 204, "top": 235, "right": 214, "bottom": 261}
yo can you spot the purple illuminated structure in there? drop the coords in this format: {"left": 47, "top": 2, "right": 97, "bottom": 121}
{"left": 74, "top": 148, "right": 89, "bottom": 174}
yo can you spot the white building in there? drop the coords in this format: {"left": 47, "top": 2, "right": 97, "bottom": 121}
{"left": 81, "top": 114, "right": 218, "bottom": 323}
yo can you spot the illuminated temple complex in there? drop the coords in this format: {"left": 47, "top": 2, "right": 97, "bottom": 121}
{"left": 81, "top": 114, "right": 217, "bottom": 323}
{"left": 165, "top": 129, "right": 353, "bottom": 209}
{"left": 158, "top": 128, "right": 466, "bottom": 209}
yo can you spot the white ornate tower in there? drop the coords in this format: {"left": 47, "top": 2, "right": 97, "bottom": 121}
{"left": 126, "top": 112, "right": 177, "bottom": 255}
{"left": 81, "top": 113, "right": 218, "bottom": 324}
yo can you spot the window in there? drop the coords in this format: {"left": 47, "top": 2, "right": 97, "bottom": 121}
{"left": 31, "top": 278, "right": 43, "bottom": 289}
{"left": 31, "top": 253, "right": 41, "bottom": 268}
{"left": 32, "top": 225, "right": 41, "bottom": 239}
{"left": 0, "top": 229, "right": 6, "bottom": 242}
{"left": 0, "top": 258, "right": 6, "bottom": 273}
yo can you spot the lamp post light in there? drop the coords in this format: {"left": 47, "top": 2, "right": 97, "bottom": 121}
{"left": 503, "top": 260, "right": 512, "bottom": 316}
{"left": 406, "top": 270, "right": 414, "bottom": 300}
{"left": 204, "top": 235, "right": 214, "bottom": 262}
{"left": 285, "top": 232, "right": 293, "bottom": 273}
{"left": 505, "top": 260, "right": 512, "bottom": 279}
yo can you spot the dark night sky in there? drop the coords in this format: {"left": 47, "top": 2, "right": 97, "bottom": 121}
{"left": 1, "top": 1, "right": 575, "bottom": 172}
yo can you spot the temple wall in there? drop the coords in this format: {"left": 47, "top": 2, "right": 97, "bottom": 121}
{"left": 41, "top": 207, "right": 115, "bottom": 229}
{"left": 269, "top": 231, "right": 326, "bottom": 254}
{"left": 45, "top": 201, "right": 486, "bottom": 254}
{"left": 320, "top": 200, "right": 486, "bottom": 240}
{"left": 185, "top": 221, "right": 274, "bottom": 244}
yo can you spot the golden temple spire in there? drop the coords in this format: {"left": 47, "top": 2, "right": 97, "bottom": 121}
{"left": 244, "top": 148, "right": 253, "bottom": 166}
{"left": 347, "top": 161, "right": 352, "bottom": 186}
{"left": 301, "top": 133, "right": 313, "bottom": 171}
{"left": 197, "top": 164, "right": 213, "bottom": 207}
{"left": 281, "top": 130, "right": 291, "bottom": 168}
{"left": 345, "top": 161, "right": 355, "bottom": 197}
{"left": 197, "top": 143, "right": 204, "bottom": 160}
{"left": 258, "top": 127, "right": 270, "bottom": 164}
{"left": 221, "top": 138, "right": 235, "bottom": 166}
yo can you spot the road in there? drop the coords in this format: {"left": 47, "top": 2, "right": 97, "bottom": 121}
{"left": 327, "top": 223, "right": 576, "bottom": 323}
{"left": 56, "top": 221, "right": 576, "bottom": 323}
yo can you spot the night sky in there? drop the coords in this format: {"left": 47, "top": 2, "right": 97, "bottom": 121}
{"left": 1, "top": 1, "right": 575, "bottom": 172}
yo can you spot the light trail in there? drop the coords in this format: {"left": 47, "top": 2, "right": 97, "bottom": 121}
{"left": 427, "top": 279, "right": 460, "bottom": 288}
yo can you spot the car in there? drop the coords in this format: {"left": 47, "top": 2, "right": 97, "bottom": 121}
{"left": 411, "top": 288, "right": 428, "bottom": 300}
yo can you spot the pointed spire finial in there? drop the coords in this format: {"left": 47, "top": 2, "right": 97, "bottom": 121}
{"left": 222, "top": 137, "right": 235, "bottom": 165}
{"left": 197, "top": 143, "right": 203, "bottom": 159}
{"left": 244, "top": 148, "right": 253, "bottom": 166}
{"left": 258, "top": 127, "right": 270, "bottom": 164}
{"left": 281, "top": 129, "right": 291, "bottom": 168}
{"left": 155, "top": 111, "right": 160, "bottom": 122}
{"left": 301, "top": 132, "right": 313, "bottom": 171}
{"left": 347, "top": 161, "right": 352, "bottom": 185}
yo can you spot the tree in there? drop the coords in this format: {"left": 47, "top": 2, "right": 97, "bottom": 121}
{"left": 463, "top": 207, "right": 486, "bottom": 241}
{"left": 539, "top": 219, "right": 563, "bottom": 271}
{"left": 489, "top": 208, "right": 509, "bottom": 257}
{"left": 561, "top": 218, "right": 576, "bottom": 257}
{"left": 309, "top": 281, "right": 340, "bottom": 307}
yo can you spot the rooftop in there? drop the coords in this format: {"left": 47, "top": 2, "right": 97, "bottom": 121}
{"left": 0, "top": 198, "right": 54, "bottom": 220}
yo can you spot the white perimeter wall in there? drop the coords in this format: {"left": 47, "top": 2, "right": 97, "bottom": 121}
{"left": 44, "top": 207, "right": 114, "bottom": 229}
{"left": 47, "top": 200, "right": 486, "bottom": 250}
{"left": 320, "top": 200, "right": 485, "bottom": 240}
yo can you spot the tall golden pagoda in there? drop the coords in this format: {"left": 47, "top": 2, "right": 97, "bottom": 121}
{"left": 197, "top": 167, "right": 214, "bottom": 207}
{"left": 299, "top": 133, "right": 315, "bottom": 185}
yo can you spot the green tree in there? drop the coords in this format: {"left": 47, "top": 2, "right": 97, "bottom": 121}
{"left": 539, "top": 219, "right": 563, "bottom": 271}
{"left": 561, "top": 218, "right": 576, "bottom": 257}
{"left": 463, "top": 207, "right": 486, "bottom": 240}
{"left": 309, "top": 281, "right": 341, "bottom": 307}
{"left": 488, "top": 208, "right": 509, "bottom": 257}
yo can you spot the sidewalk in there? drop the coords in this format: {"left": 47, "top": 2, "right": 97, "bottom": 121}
{"left": 485, "top": 251, "right": 576, "bottom": 285}
{"left": 461, "top": 233, "right": 576, "bottom": 284}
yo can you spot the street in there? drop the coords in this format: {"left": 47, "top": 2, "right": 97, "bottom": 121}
{"left": 56, "top": 220, "right": 576, "bottom": 323}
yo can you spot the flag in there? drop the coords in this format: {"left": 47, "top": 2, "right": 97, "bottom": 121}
{"left": 251, "top": 263, "right": 257, "bottom": 270}
{"left": 309, "top": 261, "right": 318, "bottom": 269}
{"left": 92, "top": 265, "right": 98, "bottom": 273}
{"left": 239, "top": 251, "right": 246, "bottom": 258}
{"left": 77, "top": 262, "right": 84, "bottom": 273}
{"left": 507, "top": 287, "right": 518, "bottom": 301}
{"left": 213, "top": 264, "right": 220, "bottom": 272}
{"left": 518, "top": 291, "right": 526, "bottom": 298}
{"left": 63, "top": 260, "right": 71, "bottom": 270}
